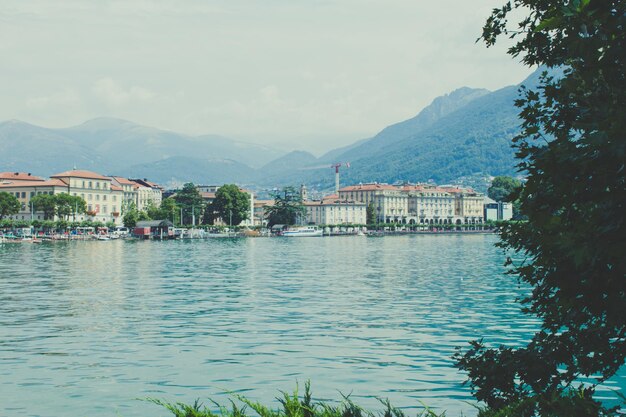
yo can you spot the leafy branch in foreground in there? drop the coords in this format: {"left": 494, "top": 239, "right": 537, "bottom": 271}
{"left": 146, "top": 382, "right": 445, "bottom": 417}
{"left": 456, "top": 0, "right": 626, "bottom": 415}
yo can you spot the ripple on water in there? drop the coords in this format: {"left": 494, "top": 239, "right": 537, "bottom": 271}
{"left": 0, "top": 236, "right": 623, "bottom": 417}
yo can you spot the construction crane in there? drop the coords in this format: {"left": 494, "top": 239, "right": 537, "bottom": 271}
{"left": 331, "top": 162, "right": 350, "bottom": 195}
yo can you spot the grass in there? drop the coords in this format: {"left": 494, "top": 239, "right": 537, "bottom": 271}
{"left": 146, "top": 382, "right": 446, "bottom": 417}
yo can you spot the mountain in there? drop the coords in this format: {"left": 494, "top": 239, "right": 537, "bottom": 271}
{"left": 0, "top": 118, "right": 284, "bottom": 181}
{"left": 320, "top": 87, "right": 490, "bottom": 163}
{"left": 275, "top": 70, "right": 540, "bottom": 189}
{"left": 257, "top": 151, "right": 319, "bottom": 184}
{"left": 0, "top": 120, "right": 107, "bottom": 175}
{"left": 59, "top": 117, "right": 282, "bottom": 169}
{"left": 124, "top": 156, "right": 256, "bottom": 186}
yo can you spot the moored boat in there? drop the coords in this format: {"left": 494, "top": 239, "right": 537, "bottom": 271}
{"left": 282, "top": 226, "right": 323, "bottom": 237}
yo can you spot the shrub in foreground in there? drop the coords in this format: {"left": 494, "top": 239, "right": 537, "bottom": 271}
{"left": 147, "top": 382, "right": 444, "bottom": 417}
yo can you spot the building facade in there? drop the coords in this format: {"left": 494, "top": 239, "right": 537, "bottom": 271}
{"left": 339, "top": 183, "right": 485, "bottom": 224}
{"left": 302, "top": 199, "right": 367, "bottom": 225}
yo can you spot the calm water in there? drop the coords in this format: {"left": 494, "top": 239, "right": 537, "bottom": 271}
{"left": 0, "top": 235, "right": 622, "bottom": 417}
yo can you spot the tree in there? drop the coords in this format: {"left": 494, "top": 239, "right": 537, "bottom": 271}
{"left": 159, "top": 197, "right": 179, "bottom": 224}
{"left": 54, "top": 193, "right": 86, "bottom": 220}
{"left": 487, "top": 176, "right": 522, "bottom": 203}
{"left": 30, "top": 193, "right": 57, "bottom": 220}
{"left": 266, "top": 186, "right": 305, "bottom": 227}
{"left": 207, "top": 184, "right": 250, "bottom": 226}
{"left": 173, "top": 183, "right": 204, "bottom": 226}
{"left": 123, "top": 209, "right": 139, "bottom": 228}
{"left": 455, "top": 1, "right": 626, "bottom": 415}
{"left": 145, "top": 202, "right": 161, "bottom": 220}
{"left": 366, "top": 202, "right": 377, "bottom": 225}
{"left": 0, "top": 192, "right": 20, "bottom": 220}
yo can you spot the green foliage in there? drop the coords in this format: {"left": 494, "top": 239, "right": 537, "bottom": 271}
{"left": 174, "top": 182, "right": 205, "bottom": 225}
{"left": 366, "top": 202, "right": 377, "bottom": 225}
{"left": 30, "top": 194, "right": 56, "bottom": 220}
{"left": 266, "top": 186, "right": 305, "bottom": 227}
{"left": 149, "top": 383, "right": 444, "bottom": 417}
{"left": 55, "top": 193, "right": 86, "bottom": 220}
{"left": 123, "top": 209, "right": 139, "bottom": 228}
{"left": 160, "top": 197, "right": 180, "bottom": 224}
{"left": 0, "top": 191, "right": 21, "bottom": 219}
{"left": 456, "top": 0, "right": 626, "bottom": 415}
{"left": 487, "top": 176, "right": 521, "bottom": 203}
{"left": 206, "top": 184, "right": 250, "bottom": 226}
{"left": 145, "top": 202, "right": 162, "bottom": 220}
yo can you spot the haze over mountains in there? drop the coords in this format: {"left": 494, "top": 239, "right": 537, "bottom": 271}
{"left": 0, "top": 69, "right": 541, "bottom": 190}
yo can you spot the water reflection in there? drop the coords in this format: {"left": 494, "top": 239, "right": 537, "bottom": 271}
{"left": 0, "top": 236, "right": 622, "bottom": 417}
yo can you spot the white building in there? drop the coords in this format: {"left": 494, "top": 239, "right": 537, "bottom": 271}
{"left": 302, "top": 197, "right": 367, "bottom": 225}
{"left": 0, "top": 170, "right": 124, "bottom": 224}
{"left": 50, "top": 170, "right": 124, "bottom": 224}
{"left": 339, "top": 183, "right": 485, "bottom": 225}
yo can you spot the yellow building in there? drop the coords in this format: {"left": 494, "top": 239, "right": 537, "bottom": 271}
{"left": 50, "top": 170, "right": 124, "bottom": 224}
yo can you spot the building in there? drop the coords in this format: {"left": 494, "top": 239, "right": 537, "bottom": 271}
{"left": 130, "top": 178, "right": 163, "bottom": 211}
{"left": 253, "top": 200, "right": 274, "bottom": 227}
{"left": 0, "top": 169, "right": 124, "bottom": 224}
{"left": 110, "top": 176, "right": 137, "bottom": 213}
{"left": 302, "top": 197, "right": 367, "bottom": 225}
{"left": 339, "top": 183, "right": 408, "bottom": 223}
{"left": 339, "top": 182, "right": 485, "bottom": 225}
{"left": 134, "top": 220, "right": 175, "bottom": 239}
{"left": 0, "top": 175, "right": 68, "bottom": 221}
{"left": 484, "top": 197, "right": 513, "bottom": 221}
{"left": 50, "top": 170, "right": 124, "bottom": 224}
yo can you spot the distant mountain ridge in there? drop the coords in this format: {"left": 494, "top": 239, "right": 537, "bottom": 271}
{"left": 1, "top": 68, "right": 538, "bottom": 189}
{"left": 0, "top": 118, "right": 284, "bottom": 185}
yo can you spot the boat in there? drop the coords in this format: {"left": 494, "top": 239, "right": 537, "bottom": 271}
{"left": 282, "top": 226, "right": 323, "bottom": 237}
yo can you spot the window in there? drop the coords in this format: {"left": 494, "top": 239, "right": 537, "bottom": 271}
{"left": 21, "top": 192, "right": 26, "bottom": 198}
{"left": 82, "top": 181, "right": 85, "bottom": 188}
{"left": 96, "top": 194, "right": 100, "bottom": 201}
{"left": 102, "top": 205, "right": 107, "bottom": 214}
{"left": 89, "top": 181, "right": 92, "bottom": 188}
{"left": 30, "top": 192, "right": 35, "bottom": 197}
{"left": 103, "top": 195, "right": 107, "bottom": 201}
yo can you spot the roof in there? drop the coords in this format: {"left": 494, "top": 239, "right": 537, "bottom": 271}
{"left": 304, "top": 199, "right": 365, "bottom": 206}
{"left": 51, "top": 170, "right": 109, "bottom": 180}
{"left": 0, "top": 172, "right": 45, "bottom": 181}
{"left": 110, "top": 176, "right": 135, "bottom": 185}
{"left": 0, "top": 179, "right": 67, "bottom": 188}
{"left": 339, "top": 183, "right": 397, "bottom": 192}
{"left": 200, "top": 192, "right": 216, "bottom": 199}
{"left": 136, "top": 220, "right": 174, "bottom": 228}
{"left": 110, "top": 184, "right": 123, "bottom": 191}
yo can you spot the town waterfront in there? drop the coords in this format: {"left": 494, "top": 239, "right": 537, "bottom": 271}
{"left": 0, "top": 235, "right": 623, "bottom": 416}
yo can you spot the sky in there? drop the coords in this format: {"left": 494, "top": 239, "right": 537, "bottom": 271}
{"left": 0, "top": 0, "right": 533, "bottom": 155}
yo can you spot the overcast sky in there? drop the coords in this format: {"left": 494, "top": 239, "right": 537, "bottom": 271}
{"left": 0, "top": 0, "right": 532, "bottom": 155}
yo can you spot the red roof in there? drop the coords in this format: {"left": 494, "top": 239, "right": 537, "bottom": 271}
{"left": 111, "top": 176, "right": 135, "bottom": 185}
{"left": 0, "top": 179, "right": 67, "bottom": 188}
{"left": 110, "top": 184, "right": 123, "bottom": 191}
{"left": 0, "top": 172, "right": 44, "bottom": 181}
{"left": 51, "top": 170, "right": 109, "bottom": 180}
{"left": 339, "top": 184, "right": 397, "bottom": 192}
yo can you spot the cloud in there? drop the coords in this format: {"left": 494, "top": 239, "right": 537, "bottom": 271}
{"left": 92, "top": 77, "right": 155, "bottom": 106}
{"left": 25, "top": 89, "right": 81, "bottom": 109}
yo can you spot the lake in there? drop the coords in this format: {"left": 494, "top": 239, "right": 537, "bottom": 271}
{"left": 0, "top": 235, "right": 623, "bottom": 416}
